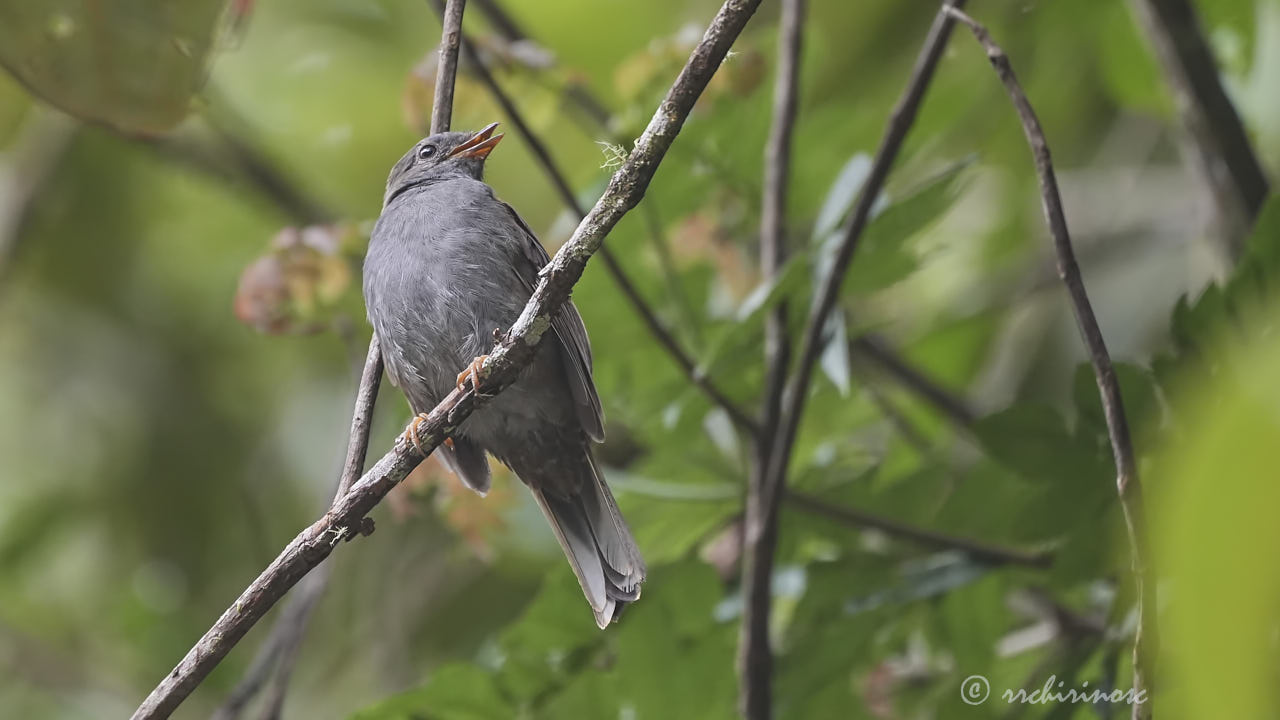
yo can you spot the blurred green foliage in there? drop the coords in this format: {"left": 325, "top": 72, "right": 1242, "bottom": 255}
{"left": 1, "top": 0, "right": 1279, "bottom": 718}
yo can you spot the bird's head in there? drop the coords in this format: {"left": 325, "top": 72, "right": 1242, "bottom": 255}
{"left": 383, "top": 122, "right": 504, "bottom": 206}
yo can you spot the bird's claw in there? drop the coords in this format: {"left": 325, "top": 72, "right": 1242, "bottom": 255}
{"left": 402, "top": 412, "right": 431, "bottom": 455}
{"left": 455, "top": 354, "right": 491, "bottom": 396}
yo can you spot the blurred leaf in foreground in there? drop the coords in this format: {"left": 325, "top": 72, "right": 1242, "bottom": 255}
{"left": 0, "top": 0, "right": 229, "bottom": 134}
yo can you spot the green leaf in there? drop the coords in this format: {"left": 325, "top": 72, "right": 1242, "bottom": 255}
{"left": 842, "top": 156, "right": 972, "bottom": 293}
{"left": 1157, "top": 331, "right": 1280, "bottom": 719}
{"left": 735, "top": 251, "right": 809, "bottom": 321}
{"left": 349, "top": 664, "right": 514, "bottom": 720}
{"left": 939, "top": 574, "right": 1007, "bottom": 672}
{"left": 812, "top": 153, "right": 872, "bottom": 241}
{"left": 1096, "top": 0, "right": 1170, "bottom": 114}
{"left": 1071, "top": 361, "right": 1161, "bottom": 445}
{"left": 1155, "top": 194, "right": 1280, "bottom": 394}
{"left": 0, "top": 0, "right": 227, "bottom": 134}
{"left": 819, "top": 310, "right": 852, "bottom": 395}
{"left": 974, "top": 404, "right": 1107, "bottom": 487}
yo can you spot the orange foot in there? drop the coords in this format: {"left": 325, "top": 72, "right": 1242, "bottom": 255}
{"left": 402, "top": 413, "right": 429, "bottom": 455}
{"left": 455, "top": 354, "right": 490, "bottom": 394}
{"left": 403, "top": 415, "right": 455, "bottom": 456}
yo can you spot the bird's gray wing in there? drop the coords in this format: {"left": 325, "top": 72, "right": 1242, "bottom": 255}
{"left": 499, "top": 201, "right": 605, "bottom": 442}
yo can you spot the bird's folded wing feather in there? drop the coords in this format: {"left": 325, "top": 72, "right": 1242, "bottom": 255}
{"left": 500, "top": 201, "right": 605, "bottom": 442}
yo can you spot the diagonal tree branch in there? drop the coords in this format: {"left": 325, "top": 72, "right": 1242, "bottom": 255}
{"left": 1127, "top": 0, "right": 1269, "bottom": 258}
{"left": 785, "top": 490, "right": 1053, "bottom": 568}
{"left": 849, "top": 333, "right": 976, "bottom": 428}
{"left": 129, "top": 1, "right": 762, "bottom": 716}
{"left": 738, "top": 0, "right": 804, "bottom": 716}
{"left": 432, "top": 0, "right": 758, "bottom": 434}
{"left": 944, "top": 8, "right": 1154, "bottom": 718}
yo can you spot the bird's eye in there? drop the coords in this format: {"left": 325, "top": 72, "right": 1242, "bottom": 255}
{"left": 416, "top": 144, "right": 437, "bottom": 161}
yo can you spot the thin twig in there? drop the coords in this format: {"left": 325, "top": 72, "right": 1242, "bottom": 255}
{"left": 130, "top": 2, "right": 762, "bottom": 716}
{"left": 640, "top": 201, "right": 702, "bottom": 343}
{"left": 469, "top": 0, "right": 524, "bottom": 42}
{"left": 944, "top": 8, "right": 1154, "bottom": 718}
{"left": 786, "top": 490, "right": 1053, "bottom": 569}
{"left": 434, "top": 0, "right": 758, "bottom": 435}
{"left": 468, "top": 0, "right": 617, "bottom": 135}
{"left": 431, "top": 0, "right": 467, "bottom": 135}
{"left": 1127, "top": 0, "right": 1269, "bottom": 257}
{"left": 761, "top": 0, "right": 966, "bottom": 518}
{"left": 738, "top": 0, "right": 804, "bottom": 716}
{"left": 852, "top": 364, "right": 936, "bottom": 456}
{"left": 849, "top": 334, "right": 976, "bottom": 428}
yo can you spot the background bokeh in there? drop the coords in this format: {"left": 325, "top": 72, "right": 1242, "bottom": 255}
{"left": 1, "top": 0, "right": 1278, "bottom": 717}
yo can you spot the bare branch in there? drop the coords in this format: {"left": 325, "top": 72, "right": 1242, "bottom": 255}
{"left": 738, "top": 0, "right": 804, "bottom": 715}
{"left": 944, "top": 8, "right": 1154, "bottom": 718}
{"left": 852, "top": 365, "right": 936, "bottom": 456}
{"left": 761, "top": 0, "right": 966, "bottom": 519}
{"left": 786, "top": 491, "right": 1053, "bottom": 569}
{"left": 1127, "top": 0, "right": 1269, "bottom": 257}
{"left": 468, "top": 0, "right": 617, "bottom": 136}
{"left": 432, "top": 0, "right": 759, "bottom": 435}
{"left": 337, "top": 335, "right": 386, "bottom": 498}
{"left": 431, "top": 0, "right": 467, "bottom": 134}
{"left": 129, "top": 2, "right": 762, "bottom": 716}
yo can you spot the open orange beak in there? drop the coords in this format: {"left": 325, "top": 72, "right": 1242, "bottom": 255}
{"left": 447, "top": 122, "right": 503, "bottom": 160}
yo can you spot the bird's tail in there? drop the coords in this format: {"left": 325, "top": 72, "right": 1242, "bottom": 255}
{"left": 527, "top": 454, "right": 645, "bottom": 628}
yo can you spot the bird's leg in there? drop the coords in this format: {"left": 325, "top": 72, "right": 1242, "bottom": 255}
{"left": 402, "top": 413, "right": 430, "bottom": 455}
{"left": 455, "top": 354, "right": 491, "bottom": 395}
{"left": 402, "top": 415, "right": 459, "bottom": 455}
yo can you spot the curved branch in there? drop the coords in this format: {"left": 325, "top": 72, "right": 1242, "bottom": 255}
{"left": 129, "top": 1, "right": 762, "bottom": 716}
{"left": 786, "top": 491, "right": 1053, "bottom": 568}
{"left": 430, "top": 0, "right": 467, "bottom": 135}
{"left": 944, "top": 8, "right": 1154, "bottom": 718}
{"left": 849, "top": 334, "right": 976, "bottom": 428}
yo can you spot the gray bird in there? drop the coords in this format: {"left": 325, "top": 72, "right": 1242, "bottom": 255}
{"left": 363, "top": 123, "right": 645, "bottom": 627}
